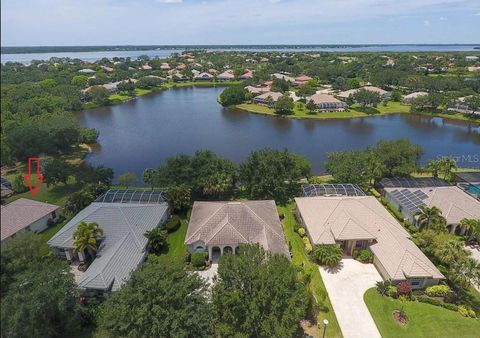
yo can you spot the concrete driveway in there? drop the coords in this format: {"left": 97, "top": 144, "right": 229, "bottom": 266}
{"left": 319, "top": 258, "right": 382, "bottom": 338}
{"left": 196, "top": 263, "right": 218, "bottom": 286}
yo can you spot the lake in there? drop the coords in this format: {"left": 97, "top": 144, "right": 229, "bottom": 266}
{"left": 77, "top": 87, "right": 480, "bottom": 180}
{"left": 3, "top": 45, "right": 479, "bottom": 64}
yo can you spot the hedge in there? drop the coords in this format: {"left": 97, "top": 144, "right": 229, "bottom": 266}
{"left": 191, "top": 252, "right": 208, "bottom": 268}
{"left": 165, "top": 215, "right": 181, "bottom": 232}
{"left": 416, "top": 296, "right": 458, "bottom": 312}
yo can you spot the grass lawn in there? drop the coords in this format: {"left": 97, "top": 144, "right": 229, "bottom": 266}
{"left": 278, "top": 203, "right": 343, "bottom": 338}
{"left": 165, "top": 218, "right": 188, "bottom": 259}
{"left": 364, "top": 288, "right": 480, "bottom": 338}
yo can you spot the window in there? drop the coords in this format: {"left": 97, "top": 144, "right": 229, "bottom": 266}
{"left": 51, "top": 211, "right": 57, "bottom": 218}
{"left": 409, "top": 279, "right": 424, "bottom": 287}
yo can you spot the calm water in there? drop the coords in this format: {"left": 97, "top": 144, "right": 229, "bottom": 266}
{"left": 3, "top": 45, "right": 479, "bottom": 64}
{"left": 77, "top": 87, "right": 480, "bottom": 179}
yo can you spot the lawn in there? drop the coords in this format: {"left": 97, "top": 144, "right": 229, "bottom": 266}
{"left": 165, "top": 218, "right": 188, "bottom": 259}
{"left": 278, "top": 203, "right": 343, "bottom": 338}
{"left": 364, "top": 288, "right": 480, "bottom": 338}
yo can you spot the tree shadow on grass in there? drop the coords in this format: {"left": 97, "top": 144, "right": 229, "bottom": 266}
{"left": 353, "top": 106, "right": 381, "bottom": 115}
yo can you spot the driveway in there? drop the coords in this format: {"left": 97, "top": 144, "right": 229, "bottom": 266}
{"left": 319, "top": 258, "right": 382, "bottom": 338}
{"left": 196, "top": 263, "right": 218, "bottom": 286}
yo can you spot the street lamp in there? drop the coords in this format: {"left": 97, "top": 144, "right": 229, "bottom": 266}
{"left": 322, "top": 319, "right": 329, "bottom": 338}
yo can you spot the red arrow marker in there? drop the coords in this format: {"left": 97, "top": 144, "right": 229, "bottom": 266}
{"left": 24, "top": 157, "right": 43, "bottom": 197}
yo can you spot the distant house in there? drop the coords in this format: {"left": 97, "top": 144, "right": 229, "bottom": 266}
{"left": 293, "top": 75, "right": 312, "bottom": 86}
{"left": 173, "top": 73, "right": 190, "bottom": 82}
{"left": 217, "top": 70, "right": 235, "bottom": 81}
{"left": 239, "top": 69, "right": 253, "bottom": 79}
{"left": 101, "top": 66, "right": 114, "bottom": 73}
{"left": 385, "top": 186, "right": 480, "bottom": 234}
{"left": 252, "top": 91, "right": 283, "bottom": 107}
{"left": 141, "top": 64, "right": 152, "bottom": 70}
{"left": 272, "top": 73, "right": 295, "bottom": 83}
{"left": 295, "top": 194, "right": 444, "bottom": 289}
{"left": 465, "top": 56, "right": 479, "bottom": 62}
{"left": 244, "top": 85, "right": 271, "bottom": 96}
{"left": 160, "top": 63, "right": 171, "bottom": 70}
{"left": 1, "top": 198, "right": 59, "bottom": 243}
{"left": 48, "top": 189, "right": 169, "bottom": 294}
{"left": 403, "top": 91, "right": 428, "bottom": 104}
{"left": 176, "top": 63, "right": 187, "bottom": 70}
{"left": 337, "top": 86, "right": 391, "bottom": 100}
{"left": 78, "top": 68, "right": 96, "bottom": 75}
{"left": 195, "top": 72, "right": 214, "bottom": 81}
{"left": 467, "top": 66, "right": 480, "bottom": 72}
{"left": 185, "top": 201, "right": 289, "bottom": 261}
{"left": 307, "top": 93, "right": 347, "bottom": 111}
{"left": 447, "top": 96, "right": 480, "bottom": 116}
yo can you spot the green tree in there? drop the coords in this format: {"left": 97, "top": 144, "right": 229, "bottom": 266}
{"left": 81, "top": 128, "right": 100, "bottom": 144}
{"left": 71, "top": 75, "right": 89, "bottom": 87}
{"left": 11, "top": 173, "right": 27, "bottom": 193}
{"left": 313, "top": 244, "right": 343, "bottom": 267}
{"left": 87, "top": 86, "right": 110, "bottom": 105}
{"left": 64, "top": 190, "right": 95, "bottom": 215}
{"left": 219, "top": 86, "right": 246, "bottom": 106}
{"left": 297, "top": 83, "right": 316, "bottom": 98}
{"left": 391, "top": 89, "right": 402, "bottom": 102}
{"left": 95, "top": 256, "right": 212, "bottom": 338}
{"left": 212, "top": 244, "right": 310, "bottom": 338}
{"left": 1, "top": 259, "right": 81, "bottom": 338}
{"left": 118, "top": 172, "right": 137, "bottom": 188}
{"left": 42, "top": 158, "right": 74, "bottom": 186}
{"left": 271, "top": 78, "right": 290, "bottom": 93}
{"left": 165, "top": 185, "right": 192, "bottom": 213}
{"left": 240, "top": 148, "right": 311, "bottom": 202}
{"left": 73, "top": 221, "right": 104, "bottom": 261}
{"left": 433, "top": 239, "right": 468, "bottom": 266}
{"left": 306, "top": 99, "right": 317, "bottom": 112}
{"left": 415, "top": 206, "right": 446, "bottom": 231}
{"left": 353, "top": 88, "right": 382, "bottom": 107}
{"left": 325, "top": 150, "right": 376, "bottom": 187}
{"left": 459, "top": 218, "right": 480, "bottom": 240}
{"left": 437, "top": 157, "right": 457, "bottom": 181}
{"left": 144, "top": 228, "right": 168, "bottom": 254}
{"left": 274, "top": 94, "right": 294, "bottom": 115}
{"left": 373, "top": 139, "right": 424, "bottom": 177}
{"left": 142, "top": 168, "right": 156, "bottom": 189}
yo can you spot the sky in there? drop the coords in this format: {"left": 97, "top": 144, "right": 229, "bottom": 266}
{"left": 2, "top": 0, "right": 480, "bottom": 46}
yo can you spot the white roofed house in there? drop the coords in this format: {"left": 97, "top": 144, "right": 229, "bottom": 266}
{"left": 216, "top": 70, "right": 235, "bottom": 81}
{"left": 337, "top": 86, "right": 392, "bottom": 101}
{"left": 194, "top": 72, "right": 214, "bottom": 81}
{"left": 185, "top": 201, "right": 289, "bottom": 261}
{"left": 244, "top": 85, "right": 271, "bottom": 96}
{"left": 307, "top": 93, "right": 348, "bottom": 112}
{"left": 402, "top": 91, "right": 428, "bottom": 104}
{"left": 47, "top": 189, "right": 169, "bottom": 295}
{"left": 295, "top": 192, "right": 444, "bottom": 289}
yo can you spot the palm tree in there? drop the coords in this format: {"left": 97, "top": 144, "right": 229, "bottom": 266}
{"left": 460, "top": 218, "right": 480, "bottom": 241}
{"left": 415, "top": 206, "right": 446, "bottom": 231}
{"left": 438, "top": 157, "right": 457, "bottom": 181}
{"left": 459, "top": 257, "right": 480, "bottom": 287}
{"left": 433, "top": 240, "right": 468, "bottom": 266}
{"left": 144, "top": 227, "right": 168, "bottom": 255}
{"left": 73, "top": 221, "right": 104, "bottom": 261}
{"left": 313, "top": 244, "right": 343, "bottom": 267}
{"left": 426, "top": 159, "right": 441, "bottom": 178}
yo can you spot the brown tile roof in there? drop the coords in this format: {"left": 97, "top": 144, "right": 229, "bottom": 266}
{"left": 295, "top": 75, "right": 312, "bottom": 82}
{"left": 185, "top": 201, "right": 289, "bottom": 256}
{"left": 1, "top": 198, "right": 59, "bottom": 241}
{"left": 295, "top": 196, "right": 443, "bottom": 280}
{"left": 308, "top": 93, "right": 343, "bottom": 104}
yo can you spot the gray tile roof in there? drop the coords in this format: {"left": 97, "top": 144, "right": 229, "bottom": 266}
{"left": 185, "top": 201, "right": 289, "bottom": 256}
{"left": 48, "top": 202, "right": 168, "bottom": 291}
{"left": 1, "top": 198, "right": 59, "bottom": 241}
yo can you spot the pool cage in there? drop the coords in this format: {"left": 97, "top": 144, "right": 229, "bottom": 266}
{"left": 302, "top": 184, "right": 366, "bottom": 197}
{"left": 95, "top": 189, "right": 167, "bottom": 204}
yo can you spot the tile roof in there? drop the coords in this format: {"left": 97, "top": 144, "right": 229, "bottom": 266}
{"left": 254, "top": 91, "right": 283, "bottom": 101}
{"left": 185, "top": 201, "right": 289, "bottom": 256}
{"left": 48, "top": 202, "right": 168, "bottom": 291}
{"left": 295, "top": 196, "right": 443, "bottom": 280}
{"left": 1, "top": 198, "right": 59, "bottom": 241}
{"left": 308, "top": 93, "right": 344, "bottom": 104}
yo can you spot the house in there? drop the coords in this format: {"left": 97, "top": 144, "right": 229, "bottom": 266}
{"left": 195, "top": 72, "right": 214, "bottom": 81}
{"left": 447, "top": 96, "right": 480, "bottom": 115}
{"left": 101, "top": 66, "right": 114, "bottom": 73}
{"left": 467, "top": 66, "right": 480, "bottom": 72}
{"left": 375, "top": 176, "right": 449, "bottom": 195}
{"left": 244, "top": 85, "right": 271, "bottom": 96}
{"left": 252, "top": 91, "right": 283, "bottom": 107}
{"left": 465, "top": 56, "right": 479, "bottom": 62}
{"left": 337, "top": 86, "right": 392, "bottom": 100}
{"left": 141, "top": 64, "right": 152, "bottom": 70}
{"left": 48, "top": 189, "right": 169, "bottom": 294}
{"left": 217, "top": 70, "right": 235, "bottom": 81}
{"left": 78, "top": 68, "right": 96, "bottom": 75}
{"left": 403, "top": 91, "right": 428, "bottom": 104}
{"left": 293, "top": 75, "right": 312, "bottom": 86}
{"left": 272, "top": 73, "right": 295, "bottom": 83}
{"left": 1, "top": 198, "right": 59, "bottom": 243}
{"left": 454, "top": 171, "right": 480, "bottom": 198}
{"left": 160, "top": 63, "right": 171, "bottom": 70}
{"left": 307, "top": 93, "right": 347, "bottom": 111}
{"left": 384, "top": 186, "right": 480, "bottom": 234}
{"left": 239, "top": 69, "right": 253, "bottom": 79}
{"left": 185, "top": 200, "right": 289, "bottom": 260}
{"left": 173, "top": 73, "right": 190, "bottom": 82}
{"left": 295, "top": 192, "right": 444, "bottom": 288}
{"left": 176, "top": 63, "right": 187, "bottom": 70}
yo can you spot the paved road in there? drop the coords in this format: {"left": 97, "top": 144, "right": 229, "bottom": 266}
{"left": 319, "top": 258, "right": 382, "bottom": 338}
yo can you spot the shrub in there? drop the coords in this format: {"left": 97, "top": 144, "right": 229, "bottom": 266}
{"left": 425, "top": 285, "right": 451, "bottom": 297}
{"left": 302, "top": 236, "right": 310, "bottom": 246}
{"left": 297, "top": 228, "right": 306, "bottom": 237}
{"left": 182, "top": 251, "right": 191, "bottom": 263}
{"left": 376, "top": 280, "right": 392, "bottom": 296}
{"left": 165, "top": 215, "right": 181, "bottom": 233}
{"left": 305, "top": 243, "right": 313, "bottom": 254}
{"left": 397, "top": 281, "right": 412, "bottom": 297}
{"left": 191, "top": 252, "right": 208, "bottom": 268}
{"left": 313, "top": 244, "right": 342, "bottom": 267}
{"left": 458, "top": 305, "right": 476, "bottom": 318}
{"left": 416, "top": 296, "right": 458, "bottom": 312}
{"left": 357, "top": 249, "right": 373, "bottom": 263}
{"left": 388, "top": 285, "right": 398, "bottom": 298}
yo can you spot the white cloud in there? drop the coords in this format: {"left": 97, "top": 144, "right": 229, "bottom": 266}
{"left": 424, "top": 20, "right": 431, "bottom": 27}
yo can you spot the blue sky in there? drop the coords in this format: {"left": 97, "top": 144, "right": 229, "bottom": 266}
{"left": 2, "top": 0, "right": 480, "bottom": 46}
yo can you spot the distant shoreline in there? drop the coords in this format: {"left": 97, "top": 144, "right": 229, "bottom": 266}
{"left": 3, "top": 44, "right": 480, "bottom": 54}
